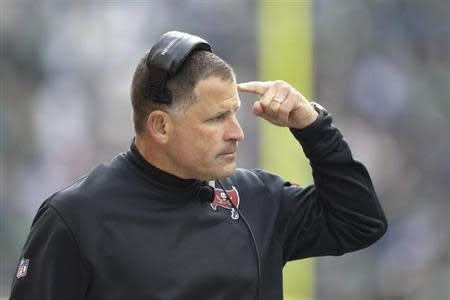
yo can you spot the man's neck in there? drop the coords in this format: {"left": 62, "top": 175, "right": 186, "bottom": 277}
{"left": 134, "top": 135, "right": 192, "bottom": 180}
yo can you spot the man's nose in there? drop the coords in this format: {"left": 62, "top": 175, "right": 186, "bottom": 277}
{"left": 225, "top": 116, "right": 244, "bottom": 142}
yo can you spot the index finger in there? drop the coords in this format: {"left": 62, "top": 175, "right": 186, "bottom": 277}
{"left": 237, "top": 81, "right": 272, "bottom": 96}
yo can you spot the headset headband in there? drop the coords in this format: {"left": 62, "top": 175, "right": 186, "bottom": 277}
{"left": 145, "top": 31, "right": 213, "bottom": 104}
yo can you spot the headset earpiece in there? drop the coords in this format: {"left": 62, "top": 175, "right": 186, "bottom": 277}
{"left": 145, "top": 31, "right": 213, "bottom": 104}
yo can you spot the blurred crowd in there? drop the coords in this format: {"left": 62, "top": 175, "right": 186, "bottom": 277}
{"left": 314, "top": 1, "right": 450, "bottom": 299}
{"left": 1, "top": 0, "right": 449, "bottom": 299}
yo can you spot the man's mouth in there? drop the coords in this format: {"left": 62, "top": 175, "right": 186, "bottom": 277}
{"left": 218, "top": 148, "right": 237, "bottom": 156}
{"left": 221, "top": 150, "right": 235, "bottom": 155}
{"left": 219, "top": 151, "right": 235, "bottom": 157}
{"left": 217, "top": 143, "right": 238, "bottom": 157}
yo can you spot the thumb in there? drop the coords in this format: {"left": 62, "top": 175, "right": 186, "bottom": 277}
{"left": 252, "top": 101, "right": 264, "bottom": 116}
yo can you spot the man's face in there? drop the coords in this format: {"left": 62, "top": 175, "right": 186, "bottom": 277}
{"left": 166, "top": 76, "right": 244, "bottom": 180}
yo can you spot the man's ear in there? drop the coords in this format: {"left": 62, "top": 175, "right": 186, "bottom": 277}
{"left": 146, "top": 110, "right": 173, "bottom": 144}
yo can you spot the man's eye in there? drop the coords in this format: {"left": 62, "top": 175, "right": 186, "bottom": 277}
{"left": 209, "top": 114, "right": 226, "bottom": 122}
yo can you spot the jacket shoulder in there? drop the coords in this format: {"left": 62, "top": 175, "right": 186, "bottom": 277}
{"left": 47, "top": 155, "right": 127, "bottom": 219}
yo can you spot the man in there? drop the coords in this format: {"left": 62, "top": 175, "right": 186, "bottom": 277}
{"left": 10, "top": 32, "right": 387, "bottom": 300}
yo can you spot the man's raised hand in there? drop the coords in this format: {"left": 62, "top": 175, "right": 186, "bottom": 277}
{"left": 237, "top": 80, "right": 318, "bottom": 129}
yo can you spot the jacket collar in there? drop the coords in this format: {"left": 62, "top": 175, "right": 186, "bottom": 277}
{"left": 125, "top": 139, "right": 201, "bottom": 190}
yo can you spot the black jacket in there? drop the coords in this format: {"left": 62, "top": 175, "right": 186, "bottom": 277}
{"left": 10, "top": 113, "right": 387, "bottom": 300}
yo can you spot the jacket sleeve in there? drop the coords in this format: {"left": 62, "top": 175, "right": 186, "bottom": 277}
{"left": 10, "top": 200, "right": 90, "bottom": 300}
{"left": 254, "top": 112, "right": 387, "bottom": 263}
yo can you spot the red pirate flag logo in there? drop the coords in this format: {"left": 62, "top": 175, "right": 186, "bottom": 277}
{"left": 210, "top": 186, "right": 240, "bottom": 220}
{"left": 16, "top": 258, "right": 29, "bottom": 279}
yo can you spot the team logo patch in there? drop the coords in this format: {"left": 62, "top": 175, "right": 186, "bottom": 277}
{"left": 16, "top": 258, "right": 29, "bottom": 279}
{"left": 210, "top": 186, "right": 240, "bottom": 220}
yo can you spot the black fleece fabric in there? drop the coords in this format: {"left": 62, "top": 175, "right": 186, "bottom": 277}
{"left": 10, "top": 113, "right": 387, "bottom": 300}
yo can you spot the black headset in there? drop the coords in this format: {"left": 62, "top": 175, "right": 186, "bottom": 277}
{"left": 145, "top": 31, "right": 213, "bottom": 104}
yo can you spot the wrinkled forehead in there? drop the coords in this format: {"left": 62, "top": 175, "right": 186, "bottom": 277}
{"left": 190, "top": 77, "right": 240, "bottom": 112}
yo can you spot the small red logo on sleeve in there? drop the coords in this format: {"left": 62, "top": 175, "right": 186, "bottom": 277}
{"left": 16, "top": 258, "right": 29, "bottom": 279}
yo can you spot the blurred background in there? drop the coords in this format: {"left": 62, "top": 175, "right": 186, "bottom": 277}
{"left": 1, "top": 0, "right": 449, "bottom": 299}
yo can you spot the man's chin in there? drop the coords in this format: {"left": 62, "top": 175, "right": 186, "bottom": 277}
{"left": 216, "top": 170, "right": 234, "bottom": 180}
{"left": 219, "top": 162, "right": 236, "bottom": 177}
{"left": 201, "top": 163, "right": 236, "bottom": 181}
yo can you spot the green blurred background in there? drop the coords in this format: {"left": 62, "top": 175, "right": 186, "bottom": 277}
{"left": 1, "top": 0, "right": 449, "bottom": 299}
